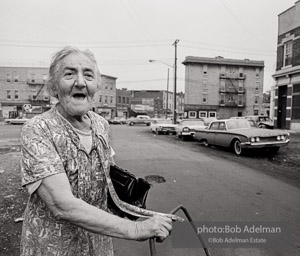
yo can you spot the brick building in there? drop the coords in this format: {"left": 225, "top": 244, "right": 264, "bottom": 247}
{"left": 116, "top": 88, "right": 131, "bottom": 118}
{"left": 272, "top": 0, "right": 300, "bottom": 131}
{"left": 182, "top": 56, "right": 265, "bottom": 119}
{"left": 93, "top": 74, "right": 117, "bottom": 120}
{"left": 0, "top": 66, "right": 50, "bottom": 120}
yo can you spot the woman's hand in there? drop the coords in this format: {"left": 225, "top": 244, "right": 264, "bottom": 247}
{"left": 135, "top": 215, "right": 173, "bottom": 243}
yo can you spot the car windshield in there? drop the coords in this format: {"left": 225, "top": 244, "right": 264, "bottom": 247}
{"left": 226, "top": 119, "right": 251, "bottom": 130}
{"left": 155, "top": 119, "right": 172, "bottom": 124}
{"left": 181, "top": 120, "right": 204, "bottom": 126}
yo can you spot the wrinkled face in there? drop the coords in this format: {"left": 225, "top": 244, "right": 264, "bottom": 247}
{"left": 56, "top": 52, "right": 98, "bottom": 117}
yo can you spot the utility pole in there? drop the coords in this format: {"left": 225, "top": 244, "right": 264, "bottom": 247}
{"left": 172, "top": 39, "right": 179, "bottom": 124}
{"left": 166, "top": 68, "right": 169, "bottom": 119}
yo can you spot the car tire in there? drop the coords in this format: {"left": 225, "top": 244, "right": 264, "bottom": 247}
{"left": 129, "top": 122, "right": 135, "bottom": 126}
{"left": 203, "top": 140, "right": 210, "bottom": 147}
{"left": 233, "top": 139, "right": 243, "bottom": 155}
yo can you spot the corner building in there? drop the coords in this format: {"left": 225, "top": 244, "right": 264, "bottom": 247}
{"left": 273, "top": 0, "right": 300, "bottom": 131}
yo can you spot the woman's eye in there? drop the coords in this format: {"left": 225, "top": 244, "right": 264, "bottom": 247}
{"left": 85, "top": 73, "right": 94, "bottom": 80}
{"left": 64, "top": 72, "right": 74, "bottom": 78}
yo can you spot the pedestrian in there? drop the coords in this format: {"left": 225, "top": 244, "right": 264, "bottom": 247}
{"left": 20, "top": 46, "right": 172, "bottom": 255}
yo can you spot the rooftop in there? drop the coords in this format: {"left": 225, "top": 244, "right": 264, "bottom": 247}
{"left": 182, "top": 56, "right": 265, "bottom": 67}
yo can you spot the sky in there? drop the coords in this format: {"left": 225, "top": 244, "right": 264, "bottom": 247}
{"left": 0, "top": 0, "right": 297, "bottom": 93}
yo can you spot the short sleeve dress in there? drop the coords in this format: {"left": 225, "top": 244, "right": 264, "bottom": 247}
{"left": 20, "top": 106, "right": 114, "bottom": 256}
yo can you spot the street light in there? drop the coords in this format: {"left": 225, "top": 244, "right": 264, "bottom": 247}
{"left": 149, "top": 60, "right": 174, "bottom": 120}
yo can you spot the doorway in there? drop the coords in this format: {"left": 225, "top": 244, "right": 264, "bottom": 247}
{"left": 277, "top": 85, "right": 287, "bottom": 129}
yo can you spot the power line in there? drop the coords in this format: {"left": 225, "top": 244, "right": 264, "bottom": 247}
{"left": 218, "top": 0, "right": 272, "bottom": 51}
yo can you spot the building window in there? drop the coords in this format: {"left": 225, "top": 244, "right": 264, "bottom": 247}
{"left": 105, "top": 84, "right": 108, "bottom": 89}
{"left": 99, "top": 95, "right": 102, "bottom": 102}
{"left": 44, "top": 92, "right": 49, "bottom": 101}
{"left": 228, "top": 94, "right": 233, "bottom": 102}
{"left": 15, "top": 90, "right": 18, "bottom": 99}
{"left": 110, "top": 96, "right": 113, "bottom": 103}
{"left": 209, "top": 111, "right": 216, "bottom": 118}
{"left": 127, "top": 97, "right": 129, "bottom": 104}
{"left": 202, "top": 93, "right": 207, "bottom": 103}
{"left": 238, "top": 80, "right": 243, "bottom": 92}
{"left": 256, "top": 68, "right": 260, "bottom": 77}
{"left": 254, "top": 96, "right": 259, "bottom": 104}
{"left": 7, "top": 90, "right": 11, "bottom": 99}
{"left": 188, "top": 111, "right": 196, "bottom": 118}
{"left": 6, "top": 74, "right": 11, "bottom": 82}
{"left": 283, "top": 41, "right": 292, "bottom": 67}
{"left": 122, "top": 97, "right": 125, "bottom": 103}
{"left": 238, "top": 95, "right": 243, "bottom": 106}
{"left": 203, "top": 79, "right": 207, "bottom": 89}
{"left": 32, "top": 90, "right": 37, "bottom": 100}
{"left": 105, "top": 96, "right": 108, "bottom": 103}
{"left": 14, "top": 74, "right": 19, "bottom": 83}
{"left": 203, "top": 65, "right": 208, "bottom": 78}
{"left": 199, "top": 111, "right": 207, "bottom": 118}
{"left": 30, "top": 74, "right": 35, "bottom": 83}
{"left": 292, "top": 84, "right": 300, "bottom": 119}
{"left": 220, "top": 80, "right": 225, "bottom": 91}
{"left": 220, "top": 94, "right": 225, "bottom": 105}
{"left": 254, "top": 110, "right": 259, "bottom": 115}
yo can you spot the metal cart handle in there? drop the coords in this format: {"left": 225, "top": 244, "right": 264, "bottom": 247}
{"left": 149, "top": 204, "right": 211, "bottom": 256}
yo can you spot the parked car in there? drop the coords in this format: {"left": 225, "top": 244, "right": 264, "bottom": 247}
{"left": 233, "top": 115, "right": 274, "bottom": 129}
{"left": 4, "top": 116, "right": 30, "bottom": 125}
{"left": 194, "top": 119, "right": 289, "bottom": 155}
{"left": 127, "top": 115, "right": 152, "bottom": 126}
{"left": 150, "top": 119, "right": 177, "bottom": 135}
{"left": 175, "top": 119, "right": 206, "bottom": 140}
{"left": 108, "top": 117, "right": 127, "bottom": 125}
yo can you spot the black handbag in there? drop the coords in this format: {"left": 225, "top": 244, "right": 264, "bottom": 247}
{"left": 107, "top": 165, "right": 152, "bottom": 220}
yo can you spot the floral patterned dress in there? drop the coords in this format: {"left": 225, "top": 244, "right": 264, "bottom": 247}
{"left": 20, "top": 106, "right": 114, "bottom": 256}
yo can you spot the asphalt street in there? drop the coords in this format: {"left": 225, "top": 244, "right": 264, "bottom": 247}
{"left": 110, "top": 125, "right": 300, "bottom": 256}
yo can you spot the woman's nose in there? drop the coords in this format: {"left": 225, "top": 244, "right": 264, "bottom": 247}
{"left": 75, "top": 73, "right": 86, "bottom": 87}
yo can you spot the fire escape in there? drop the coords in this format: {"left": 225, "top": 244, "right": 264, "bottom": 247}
{"left": 219, "top": 73, "right": 246, "bottom": 108}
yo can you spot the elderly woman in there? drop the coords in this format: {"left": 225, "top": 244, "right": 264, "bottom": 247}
{"left": 20, "top": 46, "right": 172, "bottom": 255}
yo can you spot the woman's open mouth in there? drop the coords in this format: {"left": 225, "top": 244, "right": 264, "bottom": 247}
{"left": 72, "top": 93, "right": 86, "bottom": 101}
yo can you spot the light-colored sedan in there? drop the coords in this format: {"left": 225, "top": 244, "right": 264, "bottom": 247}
{"left": 175, "top": 119, "right": 207, "bottom": 140}
{"left": 194, "top": 119, "right": 290, "bottom": 155}
{"left": 150, "top": 119, "right": 177, "bottom": 135}
{"left": 4, "top": 117, "right": 30, "bottom": 125}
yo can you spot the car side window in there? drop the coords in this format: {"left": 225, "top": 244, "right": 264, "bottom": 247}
{"left": 218, "top": 122, "right": 226, "bottom": 130}
{"left": 210, "top": 122, "right": 219, "bottom": 130}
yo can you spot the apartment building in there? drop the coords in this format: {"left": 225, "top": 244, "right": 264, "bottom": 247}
{"left": 0, "top": 66, "right": 50, "bottom": 120}
{"left": 272, "top": 0, "right": 300, "bottom": 131}
{"left": 182, "top": 56, "right": 265, "bottom": 119}
{"left": 116, "top": 88, "right": 131, "bottom": 118}
{"left": 93, "top": 74, "right": 117, "bottom": 120}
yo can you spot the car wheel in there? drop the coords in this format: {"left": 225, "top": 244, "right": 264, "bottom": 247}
{"left": 233, "top": 139, "right": 243, "bottom": 155}
{"left": 258, "top": 124, "right": 266, "bottom": 129}
{"left": 129, "top": 122, "right": 135, "bottom": 126}
{"left": 203, "top": 140, "right": 209, "bottom": 147}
